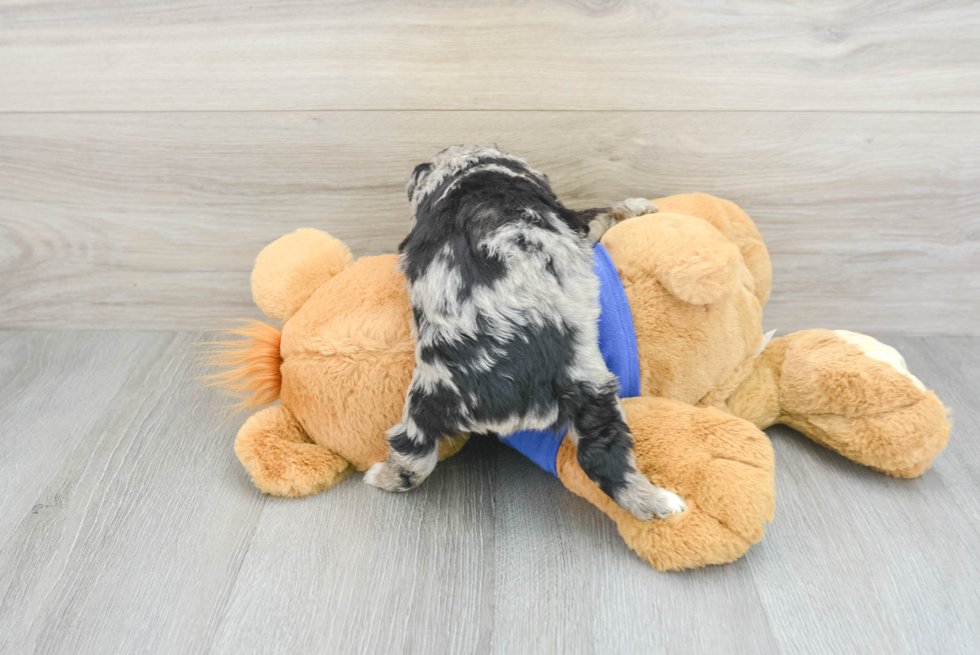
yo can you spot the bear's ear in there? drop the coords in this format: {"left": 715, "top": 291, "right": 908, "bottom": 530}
{"left": 603, "top": 213, "right": 742, "bottom": 306}
{"left": 251, "top": 229, "right": 353, "bottom": 323}
{"left": 654, "top": 239, "right": 741, "bottom": 306}
{"left": 653, "top": 194, "right": 771, "bottom": 305}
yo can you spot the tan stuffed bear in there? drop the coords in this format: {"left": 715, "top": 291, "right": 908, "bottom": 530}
{"left": 209, "top": 193, "right": 950, "bottom": 571}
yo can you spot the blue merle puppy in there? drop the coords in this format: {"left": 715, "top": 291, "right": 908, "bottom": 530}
{"left": 364, "top": 146, "right": 686, "bottom": 520}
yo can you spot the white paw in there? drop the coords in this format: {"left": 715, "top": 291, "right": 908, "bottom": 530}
{"left": 613, "top": 198, "right": 658, "bottom": 220}
{"left": 363, "top": 462, "right": 385, "bottom": 487}
{"left": 363, "top": 461, "right": 404, "bottom": 492}
{"left": 616, "top": 474, "right": 687, "bottom": 520}
{"left": 832, "top": 330, "right": 927, "bottom": 391}
{"left": 653, "top": 489, "right": 688, "bottom": 518}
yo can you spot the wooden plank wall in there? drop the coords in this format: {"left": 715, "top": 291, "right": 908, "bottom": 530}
{"left": 1, "top": 1, "right": 978, "bottom": 333}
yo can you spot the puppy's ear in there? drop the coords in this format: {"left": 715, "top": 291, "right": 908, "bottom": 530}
{"left": 407, "top": 162, "right": 432, "bottom": 201}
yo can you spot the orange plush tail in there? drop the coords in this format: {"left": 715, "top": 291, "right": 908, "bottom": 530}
{"left": 201, "top": 320, "right": 283, "bottom": 412}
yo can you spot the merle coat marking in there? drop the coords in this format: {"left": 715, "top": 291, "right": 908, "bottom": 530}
{"left": 364, "top": 146, "right": 686, "bottom": 520}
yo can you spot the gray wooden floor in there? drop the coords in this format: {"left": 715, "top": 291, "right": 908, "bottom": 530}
{"left": 0, "top": 330, "right": 977, "bottom": 655}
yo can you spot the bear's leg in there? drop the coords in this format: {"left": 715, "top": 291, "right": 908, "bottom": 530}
{"left": 557, "top": 397, "right": 775, "bottom": 571}
{"left": 235, "top": 405, "right": 353, "bottom": 497}
{"left": 765, "top": 329, "right": 950, "bottom": 477}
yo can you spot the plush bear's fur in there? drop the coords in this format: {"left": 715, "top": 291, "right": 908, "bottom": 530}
{"left": 209, "top": 193, "right": 950, "bottom": 571}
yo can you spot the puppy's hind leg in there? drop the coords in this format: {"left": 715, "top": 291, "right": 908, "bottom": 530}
{"left": 583, "top": 198, "right": 658, "bottom": 243}
{"left": 571, "top": 382, "right": 686, "bottom": 520}
{"left": 364, "top": 418, "right": 439, "bottom": 492}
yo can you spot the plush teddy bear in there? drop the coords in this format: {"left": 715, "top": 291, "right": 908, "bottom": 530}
{"left": 210, "top": 193, "right": 950, "bottom": 571}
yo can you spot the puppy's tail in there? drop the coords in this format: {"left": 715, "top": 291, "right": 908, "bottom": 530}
{"left": 200, "top": 320, "right": 283, "bottom": 412}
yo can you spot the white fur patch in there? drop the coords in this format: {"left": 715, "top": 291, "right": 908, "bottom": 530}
{"left": 832, "top": 330, "right": 927, "bottom": 391}
{"left": 756, "top": 328, "right": 777, "bottom": 356}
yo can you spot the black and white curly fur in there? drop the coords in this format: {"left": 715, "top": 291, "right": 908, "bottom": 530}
{"left": 364, "top": 146, "right": 686, "bottom": 520}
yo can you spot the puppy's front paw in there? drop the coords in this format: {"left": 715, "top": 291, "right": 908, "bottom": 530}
{"left": 615, "top": 474, "right": 687, "bottom": 521}
{"left": 364, "top": 461, "right": 410, "bottom": 492}
{"left": 611, "top": 198, "right": 658, "bottom": 222}
{"left": 364, "top": 451, "right": 437, "bottom": 492}
{"left": 650, "top": 488, "right": 687, "bottom": 518}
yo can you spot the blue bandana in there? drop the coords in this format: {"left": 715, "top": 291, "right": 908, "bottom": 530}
{"left": 498, "top": 243, "right": 641, "bottom": 475}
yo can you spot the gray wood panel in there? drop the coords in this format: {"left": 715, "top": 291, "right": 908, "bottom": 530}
{"left": 0, "top": 331, "right": 173, "bottom": 549}
{"left": 2, "top": 1, "right": 980, "bottom": 112}
{"left": 1, "top": 331, "right": 978, "bottom": 654}
{"left": 0, "top": 332, "right": 267, "bottom": 654}
{"left": 2, "top": 111, "right": 978, "bottom": 334}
